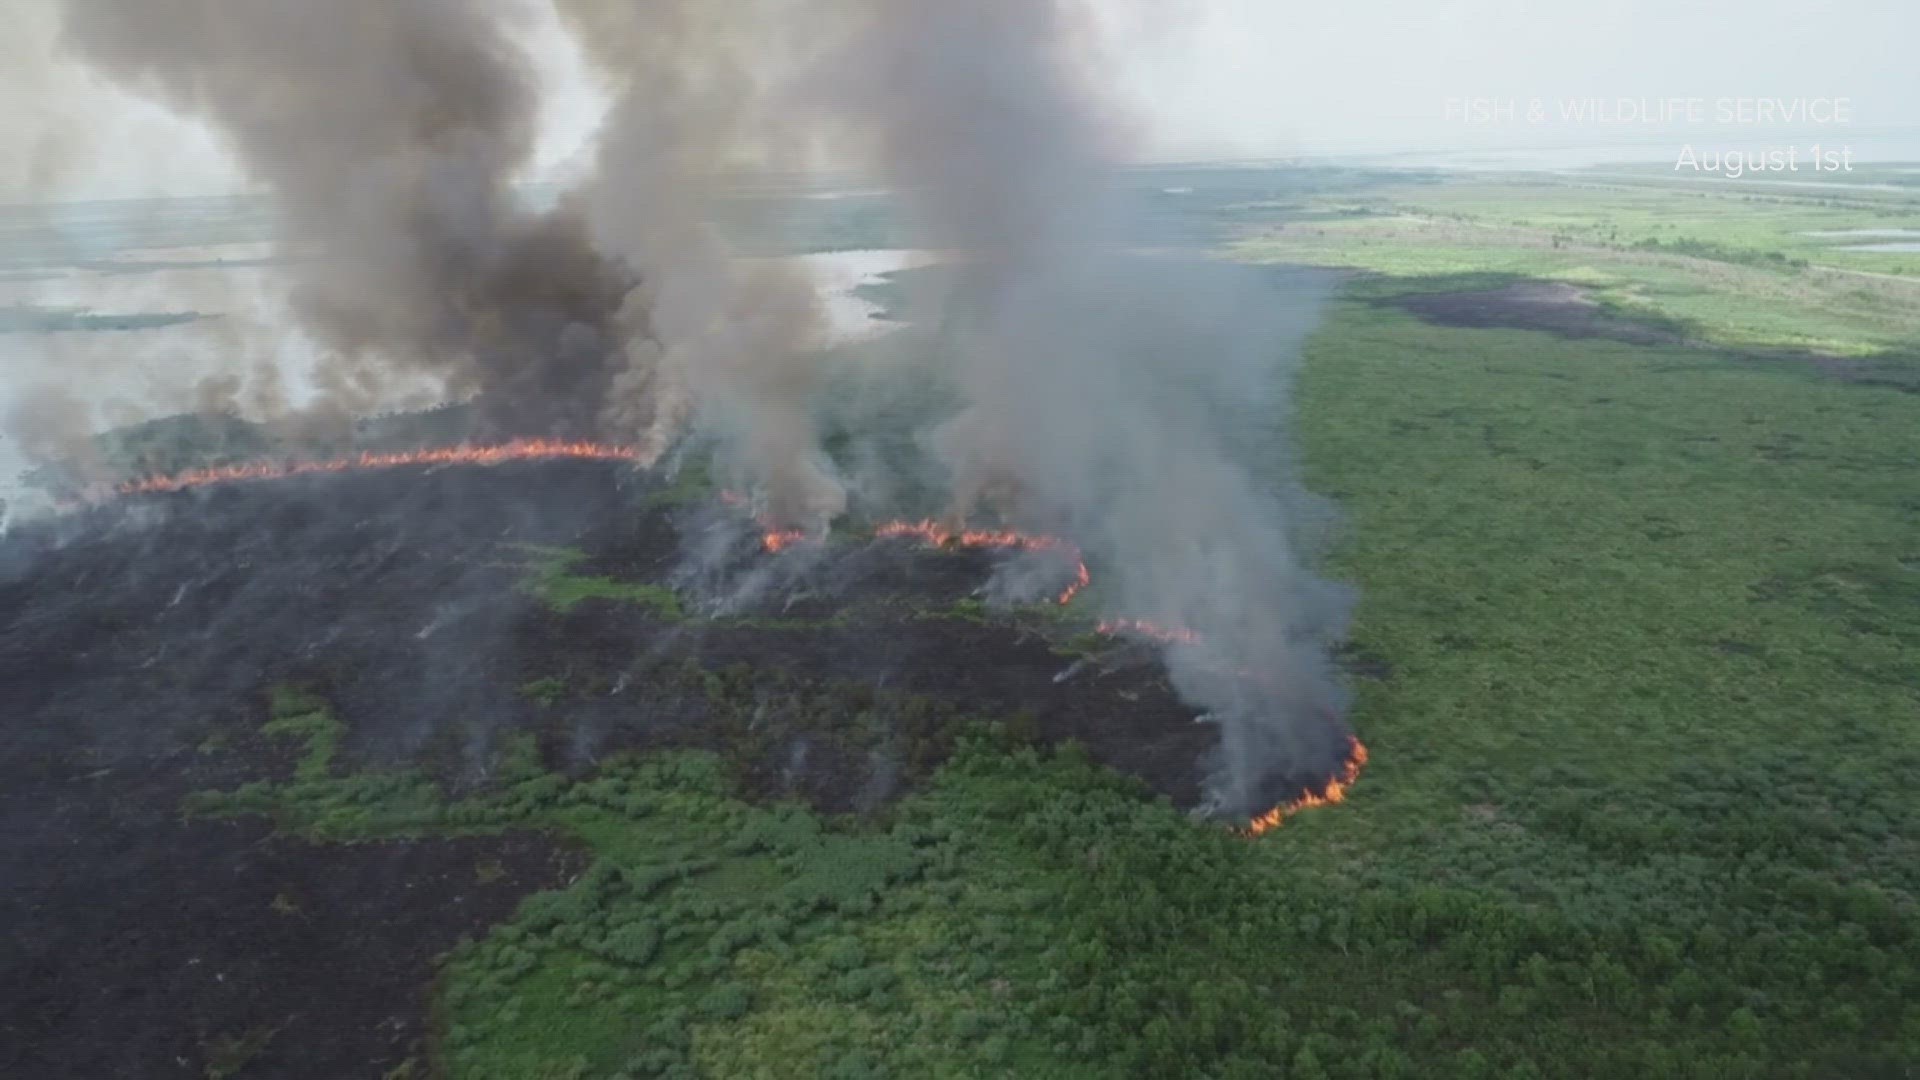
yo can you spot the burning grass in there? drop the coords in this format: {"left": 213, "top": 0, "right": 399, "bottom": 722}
{"left": 1241, "top": 736, "right": 1368, "bottom": 836}
{"left": 114, "top": 438, "right": 646, "bottom": 496}
{"left": 870, "top": 519, "right": 1091, "bottom": 605}
{"left": 92, "top": 445, "right": 1362, "bottom": 831}
{"left": 1095, "top": 617, "right": 1203, "bottom": 646}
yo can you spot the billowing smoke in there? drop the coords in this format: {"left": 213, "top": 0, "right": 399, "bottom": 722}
{"left": 554, "top": 0, "right": 847, "bottom": 531}
{"left": 54, "top": 0, "right": 635, "bottom": 439}
{"left": 812, "top": 0, "right": 1353, "bottom": 818}
{"left": 25, "top": 0, "right": 1350, "bottom": 817}
{"left": 36, "top": 0, "right": 838, "bottom": 524}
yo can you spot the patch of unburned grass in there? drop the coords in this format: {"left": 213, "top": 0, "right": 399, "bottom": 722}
{"left": 518, "top": 676, "right": 571, "bottom": 708}
{"left": 514, "top": 546, "right": 684, "bottom": 619}
{"left": 643, "top": 454, "right": 716, "bottom": 509}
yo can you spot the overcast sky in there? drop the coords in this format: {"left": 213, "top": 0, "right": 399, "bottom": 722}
{"left": 4, "top": 0, "right": 1916, "bottom": 202}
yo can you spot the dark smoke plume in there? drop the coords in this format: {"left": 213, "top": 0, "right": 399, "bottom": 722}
{"left": 47, "top": 0, "right": 848, "bottom": 526}
{"left": 55, "top": 0, "right": 639, "bottom": 439}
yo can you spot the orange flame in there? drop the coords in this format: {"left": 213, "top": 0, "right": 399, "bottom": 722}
{"left": 819, "top": 513, "right": 1365, "bottom": 834}
{"left": 954, "top": 528, "right": 1072, "bottom": 554}
{"left": 874, "top": 519, "right": 953, "bottom": 547}
{"left": 1057, "top": 560, "right": 1092, "bottom": 606}
{"left": 761, "top": 529, "right": 811, "bottom": 554}
{"left": 874, "top": 519, "right": 1086, "bottom": 606}
{"left": 716, "top": 490, "right": 816, "bottom": 553}
{"left": 1241, "top": 737, "right": 1369, "bottom": 836}
{"left": 118, "top": 439, "right": 643, "bottom": 496}
{"left": 1096, "top": 617, "right": 1201, "bottom": 646}
{"left": 873, "top": 518, "right": 1076, "bottom": 554}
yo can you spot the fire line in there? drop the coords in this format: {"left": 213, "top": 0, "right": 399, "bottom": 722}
{"left": 1240, "top": 737, "right": 1368, "bottom": 837}
{"left": 871, "top": 518, "right": 1089, "bottom": 605}
{"left": 113, "top": 445, "right": 1364, "bottom": 830}
{"left": 117, "top": 439, "right": 644, "bottom": 496}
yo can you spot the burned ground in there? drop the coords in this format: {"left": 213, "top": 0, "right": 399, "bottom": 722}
{"left": 1390, "top": 280, "right": 1690, "bottom": 347}
{"left": 0, "top": 787, "right": 573, "bottom": 1079}
{"left": 0, "top": 457, "right": 1292, "bottom": 1077}
{"left": 1386, "top": 276, "right": 1920, "bottom": 393}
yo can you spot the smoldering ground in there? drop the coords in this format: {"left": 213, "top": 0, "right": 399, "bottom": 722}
{"left": 11, "top": 0, "right": 1354, "bottom": 820}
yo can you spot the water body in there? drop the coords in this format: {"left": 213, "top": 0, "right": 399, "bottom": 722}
{"left": 1802, "top": 229, "right": 1920, "bottom": 239}
{"left": 1799, "top": 229, "right": 1920, "bottom": 252}
{"left": 762, "top": 248, "right": 941, "bottom": 346}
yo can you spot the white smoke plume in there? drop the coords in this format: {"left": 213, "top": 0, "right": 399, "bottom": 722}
{"left": 808, "top": 0, "right": 1354, "bottom": 816}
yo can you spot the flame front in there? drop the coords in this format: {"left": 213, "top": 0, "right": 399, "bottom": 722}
{"left": 874, "top": 519, "right": 1087, "bottom": 606}
{"left": 761, "top": 529, "right": 810, "bottom": 554}
{"left": 118, "top": 439, "right": 643, "bottom": 496}
{"left": 1057, "top": 560, "right": 1092, "bottom": 606}
{"left": 874, "top": 519, "right": 952, "bottom": 547}
{"left": 1096, "top": 617, "right": 1201, "bottom": 646}
{"left": 1241, "top": 737, "right": 1369, "bottom": 837}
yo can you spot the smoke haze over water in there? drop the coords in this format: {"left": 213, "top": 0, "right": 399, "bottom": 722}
{"left": 15, "top": 0, "right": 1350, "bottom": 817}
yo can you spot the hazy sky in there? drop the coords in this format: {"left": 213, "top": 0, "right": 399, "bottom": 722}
{"left": 4, "top": 0, "right": 1915, "bottom": 202}
{"left": 1144, "top": 0, "right": 1918, "bottom": 158}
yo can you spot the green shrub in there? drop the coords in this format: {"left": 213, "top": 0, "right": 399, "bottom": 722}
{"left": 696, "top": 983, "right": 752, "bottom": 1020}
{"left": 601, "top": 923, "right": 660, "bottom": 967}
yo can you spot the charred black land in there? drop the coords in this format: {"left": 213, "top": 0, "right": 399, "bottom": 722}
{"left": 1, "top": 458, "right": 1238, "bottom": 804}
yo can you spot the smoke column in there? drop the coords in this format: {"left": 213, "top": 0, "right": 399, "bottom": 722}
{"left": 41, "top": 0, "right": 839, "bottom": 524}
{"left": 37, "top": 0, "right": 1349, "bottom": 815}
{"left": 815, "top": 0, "right": 1354, "bottom": 817}
{"left": 52, "top": 0, "right": 639, "bottom": 438}
{"left": 554, "top": 0, "right": 847, "bottom": 531}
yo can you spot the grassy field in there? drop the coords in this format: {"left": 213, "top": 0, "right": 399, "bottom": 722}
{"left": 176, "top": 170, "right": 1920, "bottom": 1077}
{"left": 1233, "top": 171, "right": 1920, "bottom": 357}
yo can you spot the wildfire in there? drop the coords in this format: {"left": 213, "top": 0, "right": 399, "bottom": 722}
{"left": 1057, "top": 560, "right": 1092, "bottom": 606}
{"left": 761, "top": 529, "right": 811, "bottom": 554}
{"left": 715, "top": 493, "right": 816, "bottom": 554}
{"left": 873, "top": 518, "right": 1088, "bottom": 606}
{"left": 873, "top": 518, "right": 1074, "bottom": 554}
{"left": 1241, "top": 737, "right": 1369, "bottom": 837}
{"left": 1096, "top": 617, "right": 1201, "bottom": 646}
{"left": 741, "top": 498, "right": 1366, "bottom": 834}
{"left": 114, "top": 449, "right": 1364, "bottom": 834}
{"left": 118, "top": 439, "right": 643, "bottom": 496}
{"left": 954, "top": 527, "right": 1073, "bottom": 554}
{"left": 873, "top": 519, "right": 952, "bottom": 547}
